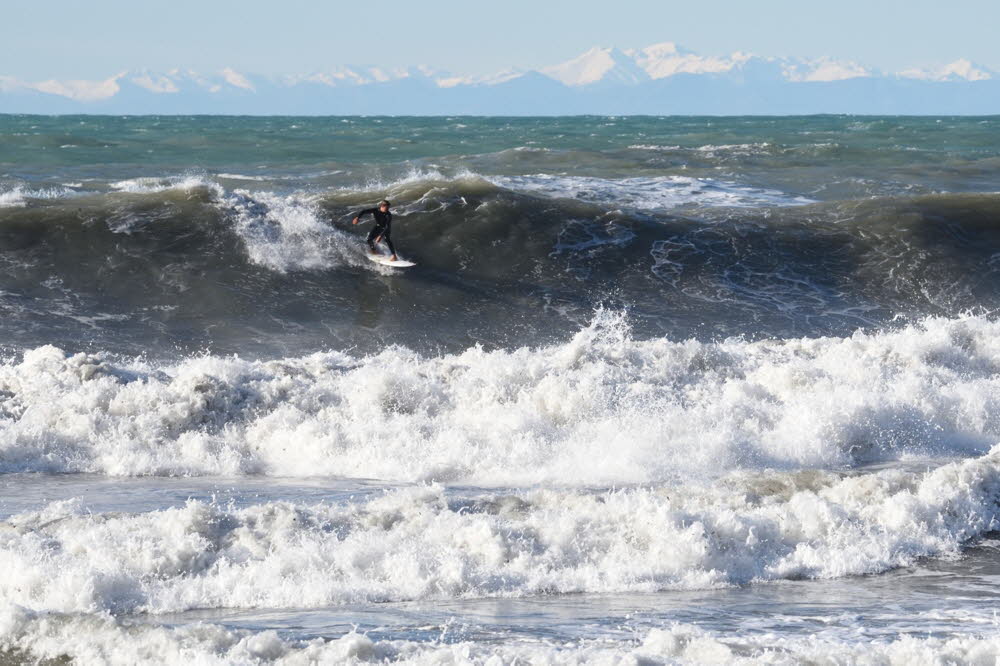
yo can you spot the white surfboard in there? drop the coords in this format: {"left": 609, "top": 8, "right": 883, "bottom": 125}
{"left": 366, "top": 253, "right": 416, "bottom": 268}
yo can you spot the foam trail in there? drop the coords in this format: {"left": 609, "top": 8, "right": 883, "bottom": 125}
{"left": 3, "top": 608, "right": 999, "bottom": 666}
{"left": 1, "top": 313, "right": 998, "bottom": 481}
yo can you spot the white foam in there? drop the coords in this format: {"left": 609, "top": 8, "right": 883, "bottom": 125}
{"left": 627, "top": 143, "right": 682, "bottom": 150}
{"left": 109, "top": 175, "right": 223, "bottom": 196}
{"left": 2, "top": 445, "right": 1000, "bottom": 616}
{"left": 347, "top": 166, "right": 485, "bottom": 195}
{"left": 49, "top": 174, "right": 392, "bottom": 272}
{"left": 627, "top": 142, "right": 772, "bottom": 155}
{"left": 213, "top": 168, "right": 486, "bottom": 273}
{"left": 693, "top": 142, "right": 773, "bottom": 154}
{"left": 1, "top": 312, "right": 999, "bottom": 482}
{"left": 0, "top": 185, "right": 80, "bottom": 207}
{"left": 635, "top": 625, "right": 1000, "bottom": 666}
{"left": 0, "top": 187, "right": 27, "bottom": 208}
{"left": 225, "top": 189, "right": 365, "bottom": 272}
{"left": 490, "top": 173, "right": 813, "bottom": 209}
{"left": 217, "top": 172, "right": 272, "bottom": 181}
{"left": 5, "top": 607, "right": 999, "bottom": 666}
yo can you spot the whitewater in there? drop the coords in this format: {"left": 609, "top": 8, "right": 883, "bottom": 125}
{"left": 2, "top": 114, "right": 1000, "bottom": 664}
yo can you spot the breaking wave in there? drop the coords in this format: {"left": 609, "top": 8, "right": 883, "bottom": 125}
{"left": 1, "top": 312, "right": 998, "bottom": 480}
{"left": 2, "top": 173, "right": 1000, "bottom": 349}
{"left": 2, "top": 447, "right": 999, "bottom": 614}
{"left": 4, "top": 607, "right": 999, "bottom": 665}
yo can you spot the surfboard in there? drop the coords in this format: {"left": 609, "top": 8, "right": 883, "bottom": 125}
{"left": 366, "top": 253, "right": 416, "bottom": 268}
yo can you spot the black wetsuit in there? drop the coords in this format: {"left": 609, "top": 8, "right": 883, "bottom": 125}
{"left": 355, "top": 207, "right": 394, "bottom": 255}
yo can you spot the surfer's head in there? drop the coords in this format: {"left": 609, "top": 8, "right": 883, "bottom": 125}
{"left": 379, "top": 200, "right": 390, "bottom": 211}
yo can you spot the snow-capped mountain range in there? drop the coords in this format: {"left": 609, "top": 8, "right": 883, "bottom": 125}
{"left": 2, "top": 43, "right": 998, "bottom": 115}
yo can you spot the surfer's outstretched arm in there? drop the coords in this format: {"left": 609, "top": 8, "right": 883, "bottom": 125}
{"left": 352, "top": 208, "right": 377, "bottom": 225}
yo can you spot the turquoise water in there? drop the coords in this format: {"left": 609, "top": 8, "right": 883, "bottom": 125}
{"left": 4, "top": 115, "right": 1000, "bottom": 191}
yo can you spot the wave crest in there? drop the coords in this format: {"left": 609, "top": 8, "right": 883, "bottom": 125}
{"left": 1, "top": 313, "right": 998, "bottom": 481}
{"left": 2, "top": 445, "right": 999, "bottom": 615}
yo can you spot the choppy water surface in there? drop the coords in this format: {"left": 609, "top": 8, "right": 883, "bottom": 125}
{"left": 2, "top": 114, "right": 1000, "bottom": 664}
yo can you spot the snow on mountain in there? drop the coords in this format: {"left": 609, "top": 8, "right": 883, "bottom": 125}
{"left": 539, "top": 45, "right": 872, "bottom": 86}
{"left": 0, "top": 76, "right": 27, "bottom": 95}
{"left": 436, "top": 69, "right": 524, "bottom": 88}
{"left": 221, "top": 67, "right": 255, "bottom": 91}
{"left": 2, "top": 43, "right": 999, "bottom": 114}
{"left": 287, "top": 64, "right": 440, "bottom": 88}
{"left": 17, "top": 74, "right": 122, "bottom": 101}
{"left": 7, "top": 68, "right": 268, "bottom": 100}
{"left": 898, "top": 59, "right": 994, "bottom": 82}
{"left": 153, "top": 69, "right": 269, "bottom": 95}
{"left": 783, "top": 57, "right": 873, "bottom": 82}
{"left": 130, "top": 71, "right": 180, "bottom": 94}
{"left": 541, "top": 47, "right": 649, "bottom": 86}
{"left": 627, "top": 42, "right": 748, "bottom": 78}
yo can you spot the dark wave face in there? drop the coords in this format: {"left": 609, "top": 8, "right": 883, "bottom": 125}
{"left": 2, "top": 115, "right": 1000, "bottom": 357}
{"left": 0, "top": 179, "right": 999, "bottom": 356}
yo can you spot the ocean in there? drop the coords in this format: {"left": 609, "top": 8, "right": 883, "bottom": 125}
{"left": 1, "top": 114, "right": 999, "bottom": 664}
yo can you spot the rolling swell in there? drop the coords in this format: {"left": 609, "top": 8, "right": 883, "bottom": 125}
{"left": 1, "top": 175, "right": 1000, "bottom": 354}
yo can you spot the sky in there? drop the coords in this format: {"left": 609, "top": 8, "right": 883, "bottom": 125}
{"left": 3, "top": 0, "right": 1000, "bottom": 80}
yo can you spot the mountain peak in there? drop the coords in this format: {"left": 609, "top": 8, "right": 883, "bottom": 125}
{"left": 220, "top": 67, "right": 255, "bottom": 91}
{"left": 541, "top": 46, "right": 649, "bottom": 86}
{"left": 3, "top": 43, "right": 998, "bottom": 114}
{"left": 28, "top": 73, "right": 124, "bottom": 101}
{"left": 641, "top": 42, "right": 680, "bottom": 57}
{"left": 899, "top": 59, "right": 994, "bottom": 82}
{"left": 783, "top": 57, "right": 872, "bottom": 82}
{"left": 633, "top": 44, "right": 743, "bottom": 79}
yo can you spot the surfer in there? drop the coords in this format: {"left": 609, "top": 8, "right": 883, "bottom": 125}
{"left": 352, "top": 200, "right": 396, "bottom": 261}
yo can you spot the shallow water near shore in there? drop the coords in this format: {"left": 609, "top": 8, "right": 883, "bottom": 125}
{"left": 4, "top": 469, "right": 1000, "bottom": 663}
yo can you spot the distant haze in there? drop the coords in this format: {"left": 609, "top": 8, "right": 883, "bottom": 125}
{"left": 2, "top": 42, "right": 999, "bottom": 115}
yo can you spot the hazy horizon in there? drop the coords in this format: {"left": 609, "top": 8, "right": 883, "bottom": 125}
{"left": 4, "top": 0, "right": 1000, "bottom": 80}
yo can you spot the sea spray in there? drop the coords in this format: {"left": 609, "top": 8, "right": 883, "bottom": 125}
{"left": 1, "top": 312, "right": 999, "bottom": 481}
{"left": 2, "top": 447, "right": 999, "bottom": 615}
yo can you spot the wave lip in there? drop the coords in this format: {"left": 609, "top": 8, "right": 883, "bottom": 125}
{"left": 109, "top": 174, "right": 224, "bottom": 196}
{"left": 0, "top": 174, "right": 225, "bottom": 206}
{"left": 489, "top": 173, "right": 814, "bottom": 209}
{"left": 3, "top": 180, "right": 1000, "bottom": 354}
{"left": 0, "top": 185, "right": 82, "bottom": 207}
